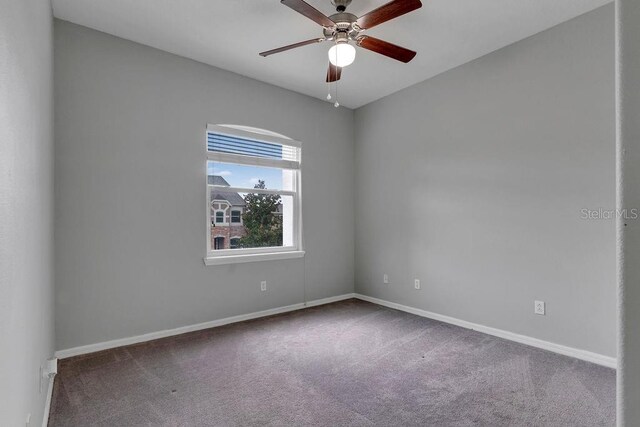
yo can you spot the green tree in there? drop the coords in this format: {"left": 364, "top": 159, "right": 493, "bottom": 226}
{"left": 240, "top": 180, "right": 282, "bottom": 248}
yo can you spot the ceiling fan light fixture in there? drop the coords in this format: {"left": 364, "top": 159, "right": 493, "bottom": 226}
{"left": 328, "top": 42, "right": 356, "bottom": 67}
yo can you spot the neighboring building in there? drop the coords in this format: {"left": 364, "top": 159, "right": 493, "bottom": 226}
{"left": 209, "top": 175, "right": 246, "bottom": 249}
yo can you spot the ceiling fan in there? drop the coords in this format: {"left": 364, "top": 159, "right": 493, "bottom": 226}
{"left": 259, "top": 0, "right": 422, "bottom": 84}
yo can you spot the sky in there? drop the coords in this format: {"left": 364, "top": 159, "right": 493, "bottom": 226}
{"left": 208, "top": 161, "right": 283, "bottom": 190}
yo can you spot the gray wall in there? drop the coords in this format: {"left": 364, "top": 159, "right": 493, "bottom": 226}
{"left": 0, "top": 0, "right": 55, "bottom": 425}
{"left": 354, "top": 5, "right": 616, "bottom": 357}
{"left": 55, "top": 6, "right": 616, "bottom": 360}
{"left": 617, "top": 0, "right": 640, "bottom": 423}
{"left": 54, "top": 21, "right": 354, "bottom": 350}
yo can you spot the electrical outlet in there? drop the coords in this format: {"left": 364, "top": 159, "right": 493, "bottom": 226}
{"left": 260, "top": 281, "right": 267, "bottom": 291}
{"left": 414, "top": 279, "right": 420, "bottom": 290}
{"left": 383, "top": 274, "right": 389, "bottom": 284}
{"left": 534, "top": 300, "right": 545, "bottom": 315}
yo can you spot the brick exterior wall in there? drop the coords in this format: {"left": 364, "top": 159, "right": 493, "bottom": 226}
{"left": 211, "top": 225, "right": 246, "bottom": 250}
{"left": 211, "top": 198, "right": 245, "bottom": 250}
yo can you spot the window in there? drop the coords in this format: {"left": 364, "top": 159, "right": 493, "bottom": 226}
{"left": 205, "top": 124, "right": 304, "bottom": 265}
{"left": 213, "top": 236, "right": 225, "bottom": 250}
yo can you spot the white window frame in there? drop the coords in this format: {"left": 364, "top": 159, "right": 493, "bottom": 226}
{"left": 204, "top": 124, "right": 304, "bottom": 265}
{"left": 214, "top": 209, "right": 226, "bottom": 225}
{"left": 230, "top": 209, "right": 242, "bottom": 224}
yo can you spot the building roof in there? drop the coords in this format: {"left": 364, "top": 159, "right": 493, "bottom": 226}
{"left": 209, "top": 175, "right": 245, "bottom": 206}
{"left": 208, "top": 175, "right": 230, "bottom": 186}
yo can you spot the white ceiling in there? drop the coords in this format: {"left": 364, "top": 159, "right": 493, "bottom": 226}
{"left": 52, "top": 0, "right": 610, "bottom": 109}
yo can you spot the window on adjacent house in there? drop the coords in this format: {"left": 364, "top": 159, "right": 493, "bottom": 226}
{"left": 213, "top": 236, "right": 225, "bottom": 250}
{"left": 206, "top": 124, "right": 302, "bottom": 264}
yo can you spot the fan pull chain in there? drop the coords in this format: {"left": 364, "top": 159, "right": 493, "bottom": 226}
{"left": 333, "top": 41, "right": 340, "bottom": 108}
{"left": 327, "top": 80, "right": 331, "bottom": 100}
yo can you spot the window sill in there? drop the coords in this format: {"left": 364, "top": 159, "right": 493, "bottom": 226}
{"left": 203, "top": 250, "right": 305, "bottom": 266}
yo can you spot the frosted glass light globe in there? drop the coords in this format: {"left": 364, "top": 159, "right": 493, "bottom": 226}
{"left": 328, "top": 43, "right": 356, "bottom": 67}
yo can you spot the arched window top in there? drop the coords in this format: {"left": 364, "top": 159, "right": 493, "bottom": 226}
{"left": 217, "top": 124, "right": 292, "bottom": 141}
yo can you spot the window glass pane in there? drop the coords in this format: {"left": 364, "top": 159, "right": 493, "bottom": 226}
{"left": 209, "top": 193, "right": 293, "bottom": 250}
{"left": 231, "top": 210, "right": 241, "bottom": 223}
{"left": 208, "top": 161, "right": 294, "bottom": 191}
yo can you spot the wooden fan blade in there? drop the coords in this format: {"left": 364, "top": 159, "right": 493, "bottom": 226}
{"left": 281, "top": 0, "right": 336, "bottom": 27}
{"left": 259, "top": 38, "right": 324, "bottom": 57}
{"left": 326, "top": 63, "right": 342, "bottom": 82}
{"left": 357, "top": 36, "right": 416, "bottom": 63}
{"left": 356, "top": 0, "right": 422, "bottom": 30}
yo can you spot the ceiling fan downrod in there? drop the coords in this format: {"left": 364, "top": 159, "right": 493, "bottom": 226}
{"left": 331, "top": 0, "right": 352, "bottom": 13}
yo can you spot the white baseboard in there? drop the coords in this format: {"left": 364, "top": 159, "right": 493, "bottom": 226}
{"left": 55, "top": 293, "right": 356, "bottom": 359}
{"left": 42, "top": 375, "right": 54, "bottom": 427}
{"left": 353, "top": 293, "right": 617, "bottom": 369}
{"left": 54, "top": 292, "right": 616, "bottom": 369}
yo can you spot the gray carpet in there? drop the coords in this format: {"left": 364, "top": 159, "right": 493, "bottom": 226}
{"left": 49, "top": 299, "right": 615, "bottom": 426}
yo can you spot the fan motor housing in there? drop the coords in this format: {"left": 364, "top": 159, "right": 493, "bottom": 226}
{"left": 324, "top": 12, "right": 360, "bottom": 40}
